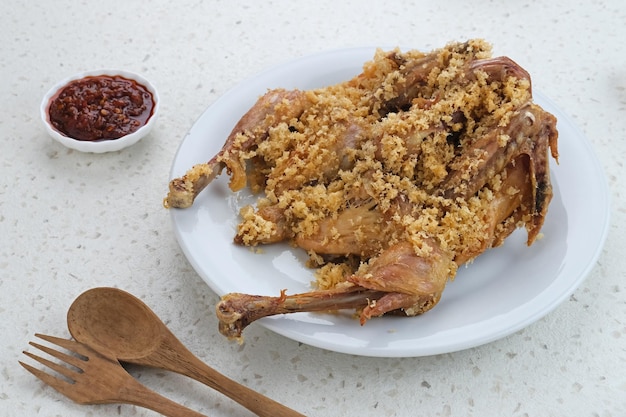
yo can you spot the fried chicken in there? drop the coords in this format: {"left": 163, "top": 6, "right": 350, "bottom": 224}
{"left": 164, "top": 39, "right": 558, "bottom": 341}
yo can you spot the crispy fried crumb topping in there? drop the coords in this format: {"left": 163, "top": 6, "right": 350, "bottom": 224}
{"left": 236, "top": 39, "right": 535, "bottom": 289}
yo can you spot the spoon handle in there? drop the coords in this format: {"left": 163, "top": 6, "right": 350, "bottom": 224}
{"left": 158, "top": 345, "right": 306, "bottom": 417}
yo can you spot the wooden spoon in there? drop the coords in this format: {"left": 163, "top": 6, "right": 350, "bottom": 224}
{"left": 67, "top": 287, "right": 306, "bottom": 417}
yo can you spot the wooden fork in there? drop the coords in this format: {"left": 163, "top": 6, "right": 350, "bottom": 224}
{"left": 20, "top": 334, "right": 207, "bottom": 417}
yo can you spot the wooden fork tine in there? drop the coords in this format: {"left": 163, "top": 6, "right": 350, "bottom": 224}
{"left": 34, "top": 333, "right": 93, "bottom": 358}
{"left": 21, "top": 348, "right": 80, "bottom": 382}
{"left": 18, "top": 360, "right": 76, "bottom": 400}
{"left": 26, "top": 339, "right": 85, "bottom": 372}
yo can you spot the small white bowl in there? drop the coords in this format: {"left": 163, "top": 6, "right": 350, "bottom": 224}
{"left": 41, "top": 69, "right": 160, "bottom": 153}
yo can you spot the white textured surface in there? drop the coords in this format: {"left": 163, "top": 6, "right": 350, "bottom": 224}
{"left": 1, "top": 1, "right": 624, "bottom": 416}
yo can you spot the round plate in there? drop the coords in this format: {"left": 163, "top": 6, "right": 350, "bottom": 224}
{"left": 168, "top": 48, "right": 610, "bottom": 357}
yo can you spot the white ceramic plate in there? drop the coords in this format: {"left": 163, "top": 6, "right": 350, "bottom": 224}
{"left": 168, "top": 48, "right": 610, "bottom": 357}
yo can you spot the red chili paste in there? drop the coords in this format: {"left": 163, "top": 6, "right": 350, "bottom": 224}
{"left": 48, "top": 75, "right": 155, "bottom": 141}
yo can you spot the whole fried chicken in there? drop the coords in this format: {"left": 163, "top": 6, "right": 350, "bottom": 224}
{"left": 164, "top": 39, "right": 559, "bottom": 341}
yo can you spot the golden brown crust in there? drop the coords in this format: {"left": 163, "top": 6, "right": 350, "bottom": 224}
{"left": 234, "top": 40, "right": 544, "bottom": 272}
{"left": 169, "top": 39, "right": 557, "bottom": 289}
{"left": 170, "top": 40, "right": 559, "bottom": 337}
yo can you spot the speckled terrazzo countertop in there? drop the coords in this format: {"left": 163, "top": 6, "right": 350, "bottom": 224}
{"left": 1, "top": 1, "right": 625, "bottom": 416}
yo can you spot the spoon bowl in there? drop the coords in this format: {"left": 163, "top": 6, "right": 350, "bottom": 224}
{"left": 67, "top": 287, "right": 305, "bottom": 417}
{"left": 68, "top": 287, "right": 162, "bottom": 360}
